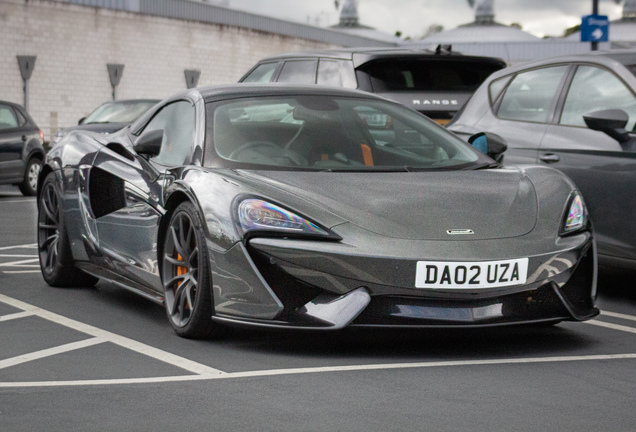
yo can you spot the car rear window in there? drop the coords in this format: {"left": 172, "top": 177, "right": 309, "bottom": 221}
{"left": 361, "top": 59, "right": 504, "bottom": 92}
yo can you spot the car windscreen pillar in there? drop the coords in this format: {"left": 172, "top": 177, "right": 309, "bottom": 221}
{"left": 17, "top": 55, "right": 36, "bottom": 113}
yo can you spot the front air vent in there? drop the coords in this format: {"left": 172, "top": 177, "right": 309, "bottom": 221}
{"left": 89, "top": 167, "right": 126, "bottom": 218}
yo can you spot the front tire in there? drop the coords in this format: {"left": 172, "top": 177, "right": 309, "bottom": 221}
{"left": 19, "top": 157, "right": 41, "bottom": 196}
{"left": 162, "top": 201, "right": 221, "bottom": 339}
{"left": 38, "top": 172, "right": 98, "bottom": 287}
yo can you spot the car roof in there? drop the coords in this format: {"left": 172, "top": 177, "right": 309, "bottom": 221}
{"left": 197, "top": 83, "right": 393, "bottom": 102}
{"left": 253, "top": 47, "right": 506, "bottom": 67}
{"left": 486, "top": 49, "right": 636, "bottom": 81}
{"left": 103, "top": 99, "right": 161, "bottom": 104}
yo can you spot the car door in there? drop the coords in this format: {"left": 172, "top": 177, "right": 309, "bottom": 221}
{"left": 88, "top": 100, "right": 198, "bottom": 293}
{"left": 539, "top": 64, "right": 636, "bottom": 263}
{"left": 475, "top": 65, "right": 571, "bottom": 165}
{"left": 0, "top": 104, "right": 25, "bottom": 183}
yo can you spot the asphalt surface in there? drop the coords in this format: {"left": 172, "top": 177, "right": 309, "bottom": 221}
{"left": 1, "top": 184, "right": 635, "bottom": 431}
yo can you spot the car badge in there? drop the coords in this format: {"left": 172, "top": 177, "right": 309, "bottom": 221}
{"left": 446, "top": 229, "right": 475, "bottom": 235}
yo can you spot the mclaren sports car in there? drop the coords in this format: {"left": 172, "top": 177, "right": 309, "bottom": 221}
{"left": 37, "top": 84, "right": 598, "bottom": 338}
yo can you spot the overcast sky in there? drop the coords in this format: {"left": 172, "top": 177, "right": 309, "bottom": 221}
{"left": 225, "top": 0, "right": 624, "bottom": 38}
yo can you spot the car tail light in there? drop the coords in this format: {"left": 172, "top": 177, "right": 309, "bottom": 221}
{"left": 39, "top": 129, "right": 44, "bottom": 142}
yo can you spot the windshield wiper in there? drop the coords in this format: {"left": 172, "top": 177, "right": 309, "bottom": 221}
{"left": 466, "top": 162, "right": 500, "bottom": 170}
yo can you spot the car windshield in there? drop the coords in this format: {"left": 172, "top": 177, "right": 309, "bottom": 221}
{"left": 84, "top": 100, "right": 158, "bottom": 124}
{"left": 206, "top": 95, "right": 487, "bottom": 171}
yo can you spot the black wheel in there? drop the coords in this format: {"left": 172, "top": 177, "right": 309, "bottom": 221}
{"left": 19, "top": 157, "right": 41, "bottom": 196}
{"left": 38, "top": 172, "right": 98, "bottom": 287}
{"left": 162, "top": 201, "right": 220, "bottom": 339}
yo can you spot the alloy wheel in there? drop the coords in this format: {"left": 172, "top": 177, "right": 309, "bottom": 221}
{"left": 163, "top": 212, "right": 199, "bottom": 328}
{"left": 38, "top": 181, "right": 60, "bottom": 275}
{"left": 28, "top": 162, "right": 41, "bottom": 193}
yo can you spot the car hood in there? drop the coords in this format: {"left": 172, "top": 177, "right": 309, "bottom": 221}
{"left": 240, "top": 168, "right": 538, "bottom": 240}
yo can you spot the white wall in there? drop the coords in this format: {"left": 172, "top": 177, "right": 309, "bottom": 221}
{"left": 0, "top": 0, "right": 335, "bottom": 140}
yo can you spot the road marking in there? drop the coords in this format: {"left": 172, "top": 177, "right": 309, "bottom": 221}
{"left": 2, "top": 270, "right": 41, "bottom": 274}
{"left": 0, "top": 243, "right": 37, "bottom": 251}
{"left": 0, "top": 294, "right": 224, "bottom": 376}
{"left": 0, "top": 311, "right": 36, "bottom": 322}
{"left": 0, "top": 254, "right": 38, "bottom": 258}
{"left": 0, "top": 259, "right": 40, "bottom": 267}
{"left": 0, "top": 337, "right": 107, "bottom": 370}
{"left": 0, "top": 353, "right": 635, "bottom": 388}
{"left": 585, "top": 320, "right": 636, "bottom": 335}
{"left": 0, "top": 199, "right": 36, "bottom": 204}
{"left": 602, "top": 310, "right": 636, "bottom": 322}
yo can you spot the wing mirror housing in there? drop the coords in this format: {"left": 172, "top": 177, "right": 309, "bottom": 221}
{"left": 469, "top": 132, "right": 508, "bottom": 163}
{"left": 583, "top": 109, "right": 633, "bottom": 144}
{"left": 133, "top": 129, "right": 163, "bottom": 158}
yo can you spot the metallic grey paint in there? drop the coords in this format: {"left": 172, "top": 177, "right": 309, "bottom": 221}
{"left": 38, "top": 85, "right": 598, "bottom": 334}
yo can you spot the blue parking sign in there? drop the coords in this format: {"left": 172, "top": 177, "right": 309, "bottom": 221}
{"left": 581, "top": 14, "right": 609, "bottom": 42}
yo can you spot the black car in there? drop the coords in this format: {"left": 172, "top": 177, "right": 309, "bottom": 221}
{"left": 37, "top": 84, "right": 597, "bottom": 338}
{"left": 51, "top": 99, "right": 160, "bottom": 146}
{"left": 449, "top": 49, "right": 636, "bottom": 272}
{"left": 0, "top": 100, "right": 44, "bottom": 196}
{"left": 239, "top": 47, "right": 506, "bottom": 124}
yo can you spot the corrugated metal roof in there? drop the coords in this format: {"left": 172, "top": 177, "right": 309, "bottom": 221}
{"left": 56, "top": 0, "right": 397, "bottom": 47}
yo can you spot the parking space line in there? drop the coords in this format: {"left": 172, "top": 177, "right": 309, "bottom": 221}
{"left": 584, "top": 320, "right": 636, "bottom": 335}
{"left": 0, "top": 311, "right": 36, "bottom": 322}
{"left": 0, "top": 243, "right": 37, "bottom": 251}
{"left": 2, "top": 270, "right": 41, "bottom": 274}
{"left": 0, "top": 259, "right": 39, "bottom": 267}
{"left": 0, "top": 294, "right": 225, "bottom": 376}
{"left": 0, "top": 254, "right": 38, "bottom": 258}
{"left": 0, "top": 337, "right": 107, "bottom": 370}
{"left": 0, "top": 199, "right": 36, "bottom": 204}
{"left": 1, "top": 352, "right": 635, "bottom": 388}
{"left": 602, "top": 310, "right": 636, "bottom": 322}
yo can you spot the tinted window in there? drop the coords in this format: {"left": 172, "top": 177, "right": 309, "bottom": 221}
{"left": 242, "top": 62, "right": 279, "bottom": 83}
{"left": 208, "top": 96, "right": 484, "bottom": 171}
{"left": 0, "top": 105, "right": 19, "bottom": 130}
{"left": 497, "top": 66, "right": 568, "bottom": 123}
{"left": 277, "top": 61, "right": 317, "bottom": 84}
{"left": 317, "top": 60, "right": 341, "bottom": 86}
{"left": 362, "top": 59, "right": 503, "bottom": 92}
{"left": 560, "top": 65, "right": 636, "bottom": 131}
{"left": 143, "top": 101, "right": 195, "bottom": 166}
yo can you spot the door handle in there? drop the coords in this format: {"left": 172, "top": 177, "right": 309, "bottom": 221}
{"left": 539, "top": 153, "right": 560, "bottom": 163}
{"left": 21, "top": 135, "right": 27, "bottom": 142}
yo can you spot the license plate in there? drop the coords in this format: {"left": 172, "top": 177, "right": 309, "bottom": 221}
{"left": 415, "top": 258, "right": 529, "bottom": 289}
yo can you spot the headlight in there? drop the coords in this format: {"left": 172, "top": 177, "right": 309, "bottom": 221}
{"left": 561, "top": 192, "right": 588, "bottom": 235}
{"left": 237, "top": 199, "right": 330, "bottom": 237}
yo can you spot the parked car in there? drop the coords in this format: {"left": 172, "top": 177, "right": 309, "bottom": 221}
{"left": 37, "top": 84, "right": 597, "bottom": 338}
{"left": 448, "top": 50, "right": 636, "bottom": 272}
{"left": 0, "top": 100, "right": 44, "bottom": 196}
{"left": 51, "top": 99, "right": 160, "bottom": 145}
{"left": 239, "top": 47, "right": 506, "bottom": 124}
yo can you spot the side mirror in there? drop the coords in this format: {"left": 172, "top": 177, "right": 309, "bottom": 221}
{"left": 583, "top": 109, "right": 632, "bottom": 144}
{"left": 469, "top": 132, "right": 508, "bottom": 163}
{"left": 78, "top": 117, "right": 86, "bottom": 125}
{"left": 133, "top": 129, "right": 163, "bottom": 158}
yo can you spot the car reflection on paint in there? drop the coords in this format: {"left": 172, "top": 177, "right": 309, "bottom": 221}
{"left": 38, "top": 84, "right": 597, "bottom": 339}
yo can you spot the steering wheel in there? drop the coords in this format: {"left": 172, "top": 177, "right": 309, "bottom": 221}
{"left": 229, "top": 140, "right": 307, "bottom": 166}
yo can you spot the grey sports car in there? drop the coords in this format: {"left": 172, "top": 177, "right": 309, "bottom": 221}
{"left": 38, "top": 84, "right": 598, "bottom": 338}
